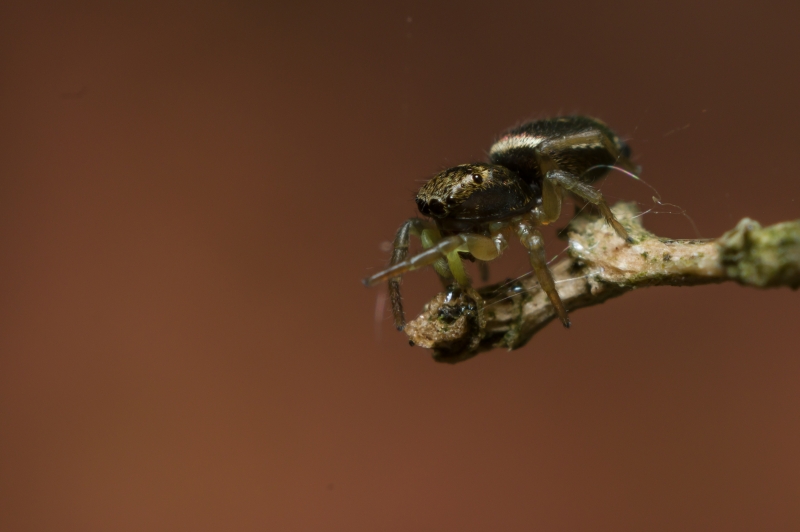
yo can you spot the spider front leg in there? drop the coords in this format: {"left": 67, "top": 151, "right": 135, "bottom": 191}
{"left": 367, "top": 218, "right": 448, "bottom": 330}
{"left": 515, "top": 219, "right": 570, "bottom": 328}
{"left": 365, "top": 233, "right": 504, "bottom": 286}
{"left": 363, "top": 232, "right": 504, "bottom": 330}
{"left": 365, "top": 232, "right": 462, "bottom": 330}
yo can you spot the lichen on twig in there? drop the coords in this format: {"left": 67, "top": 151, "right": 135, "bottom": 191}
{"left": 404, "top": 202, "right": 800, "bottom": 363}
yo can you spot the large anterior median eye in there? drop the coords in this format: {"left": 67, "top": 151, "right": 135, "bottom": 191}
{"left": 471, "top": 173, "right": 483, "bottom": 184}
{"left": 417, "top": 197, "right": 446, "bottom": 217}
{"left": 427, "top": 199, "right": 446, "bottom": 216}
{"left": 415, "top": 197, "right": 430, "bottom": 215}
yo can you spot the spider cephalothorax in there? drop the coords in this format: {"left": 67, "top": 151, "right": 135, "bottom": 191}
{"left": 416, "top": 164, "right": 536, "bottom": 225}
{"left": 364, "top": 116, "right": 637, "bottom": 335}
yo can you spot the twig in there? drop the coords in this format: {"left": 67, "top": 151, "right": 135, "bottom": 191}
{"left": 404, "top": 202, "right": 800, "bottom": 363}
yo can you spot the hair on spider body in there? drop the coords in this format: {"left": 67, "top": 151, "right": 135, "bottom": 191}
{"left": 364, "top": 115, "right": 637, "bottom": 336}
{"left": 489, "top": 116, "right": 634, "bottom": 185}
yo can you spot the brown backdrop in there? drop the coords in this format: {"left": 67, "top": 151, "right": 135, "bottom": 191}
{"left": 1, "top": 1, "right": 799, "bottom": 530}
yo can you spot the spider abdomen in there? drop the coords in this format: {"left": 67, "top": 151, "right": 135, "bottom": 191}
{"left": 489, "top": 116, "right": 632, "bottom": 185}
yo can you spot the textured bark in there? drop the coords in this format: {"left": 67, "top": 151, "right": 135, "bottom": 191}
{"left": 404, "top": 203, "right": 800, "bottom": 363}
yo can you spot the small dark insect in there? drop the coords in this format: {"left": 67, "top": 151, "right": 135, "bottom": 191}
{"left": 363, "top": 116, "right": 638, "bottom": 331}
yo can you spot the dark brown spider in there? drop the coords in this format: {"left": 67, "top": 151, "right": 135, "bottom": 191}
{"left": 364, "top": 115, "right": 638, "bottom": 331}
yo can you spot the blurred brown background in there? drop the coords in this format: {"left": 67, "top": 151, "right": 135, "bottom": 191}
{"left": 1, "top": 1, "right": 799, "bottom": 530}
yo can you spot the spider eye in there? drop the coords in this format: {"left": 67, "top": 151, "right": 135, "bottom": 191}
{"left": 417, "top": 197, "right": 446, "bottom": 217}
{"left": 471, "top": 173, "right": 483, "bottom": 184}
{"left": 427, "top": 199, "right": 446, "bottom": 216}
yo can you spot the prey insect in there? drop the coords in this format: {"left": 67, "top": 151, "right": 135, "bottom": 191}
{"left": 363, "top": 116, "right": 638, "bottom": 331}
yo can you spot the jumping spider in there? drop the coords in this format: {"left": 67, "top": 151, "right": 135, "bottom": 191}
{"left": 364, "top": 116, "right": 638, "bottom": 331}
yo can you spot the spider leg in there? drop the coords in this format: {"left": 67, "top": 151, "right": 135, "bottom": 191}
{"left": 515, "top": 219, "right": 570, "bottom": 328}
{"left": 478, "top": 260, "right": 490, "bottom": 282}
{"left": 531, "top": 128, "right": 634, "bottom": 242}
{"left": 449, "top": 233, "right": 507, "bottom": 285}
{"left": 370, "top": 218, "right": 439, "bottom": 330}
{"left": 546, "top": 169, "right": 631, "bottom": 242}
{"left": 364, "top": 231, "right": 504, "bottom": 330}
{"left": 366, "top": 233, "right": 503, "bottom": 286}
{"left": 366, "top": 232, "right": 464, "bottom": 330}
{"left": 364, "top": 234, "right": 469, "bottom": 285}
{"left": 420, "top": 226, "right": 453, "bottom": 287}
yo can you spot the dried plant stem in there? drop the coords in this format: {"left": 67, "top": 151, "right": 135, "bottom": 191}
{"left": 404, "top": 202, "right": 800, "bottom": 363}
